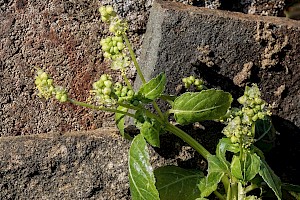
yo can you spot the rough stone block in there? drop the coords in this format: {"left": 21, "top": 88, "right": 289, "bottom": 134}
{"left": 0, "top": 128, "right": 131, "bottom": 199}
{"left": 0, "top": 127, "right": 198, "bottom": 199}
{"left": 0, "top": 0, "right": 291, "bottom": 136}
{"left": 138, "top": 0, "right": 300, "bottom": 129}
{"left": 136, "top": 0, "right": 300, "bottom": 185}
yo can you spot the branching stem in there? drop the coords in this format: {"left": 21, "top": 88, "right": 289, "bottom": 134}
{"left": 68, "top": 98, "right": 136, "bottom": 118}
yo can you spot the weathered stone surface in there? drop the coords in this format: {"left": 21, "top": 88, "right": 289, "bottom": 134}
{"left": 0, "top": 0, "right": 289, "bottom": 137}
{"left": 137, "top": 0, "right": 300, "bottom": 185}
{"left": 0, "top": 0, "right": 207, "bottom": 137}
{"left": 138, "top": 0, "right": 300, "bottom": 128}
{"left": 0, "top": 128, "right": 131, "bottom": 199}
{"left": 0, "top": 127, "right": 200, "bottom": 199}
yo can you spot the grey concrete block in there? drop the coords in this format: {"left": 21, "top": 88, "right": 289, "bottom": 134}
{"left": 137, "top": 0, "right": 300, "bottom": 129}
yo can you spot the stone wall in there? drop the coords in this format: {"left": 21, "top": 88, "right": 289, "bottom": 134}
{"left": 0, "top": 0, "right": 289, "bottom": 136}
{"left": 1, "top": 0, "right": 299, "bottom": 199}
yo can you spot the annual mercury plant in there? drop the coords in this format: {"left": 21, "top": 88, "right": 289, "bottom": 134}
{"left": 35, "top": 5, "right": 300, "bottom": 200}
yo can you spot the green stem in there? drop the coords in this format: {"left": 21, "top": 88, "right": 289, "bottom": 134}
{"left": 214, "top": 190, "right": 225, "bottom": 200}
{"left": 122, "top": 33, "right": 164, "bottom": 119}
{"left": 222, "top": 176, "right": 230, "bottom": 194}
{"left": 123, "top": 33, "right": 146, "bottom": 84}
{"left": 153, "top": 101, "right": 165, "bottom": 119}
{"left": 244, "top": 184, "right": 259, "bottom": 194}
{"left": 68, "top": 98, "right": 136, "bottom": 118}
{"left": 165, "top": 123, "right": 211, "bottom": 160}
{"left": 121, "top": 69, "right": 133, "bottom": 90}
{"left": 226, "top": 181, "right": 231, "bottom": 200}
{"left": 230, "top": 178, "right": 238, "bottom": 200}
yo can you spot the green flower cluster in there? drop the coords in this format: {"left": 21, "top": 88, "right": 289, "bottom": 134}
{"left": 222, "top": 84, "right": 271, "bottom": 147}
{"left": 99, "top": 5, "right": 128, "bottom": 36}
{"left": 182, "top": 75, "right": 205, "bottom": 90}
{"left": 34, "top": 69, "right": 68, "bottom": 103}
{"left": 35, "top": 69, "right": 55, "bottom": 99}
{"left": 100, "top": 36, "right": 125, "bottom": 60}
{"left": 91, "top": 74, "right": 135, "bottom": 106}
{"left": 99, "top": 6, "right": 116, "bottom": 22}
{"left": 99, "top": 5, "right": 130, "bottom": 72}
{"left": 114, "top": 82, "right": 134, "bottom": 103}
{"left": 55, "top": 87, "right": 68, "bottom": 103}
{"left": 91, "top": 74, "right": 115, "bottom": 105}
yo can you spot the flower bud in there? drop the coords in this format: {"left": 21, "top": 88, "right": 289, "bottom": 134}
{"left": 102, "top": 43, "right": 111, "bottom": 52}
{"left": 106, "top": 6, "right": 114, "bottom": 15}
{"left": 100, "top": 74, "right": 109, "bottom": 81}
{"left": 40, "top": 72, "right": 48, "bottom": 80}
{"left": 127, "top": 90, "right": 134, "bottom": 97}
{"left": 117, "top": 42, "right": 125, "bottom": 50}
{"left": 189, "top": 75, "right": 195, "bottom": 83}
{"left": 104, "top": 80, "right": 112, "bottom": 88}
{"left": 194, "top": 79, "right": 202, "bottom": 86}
{"left": 102, "top": 87, "right": 111, "bottom": 95}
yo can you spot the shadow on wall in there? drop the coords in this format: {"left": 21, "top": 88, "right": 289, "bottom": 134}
{"left": 151, "top": 60, "right": 300, "bottom": 186}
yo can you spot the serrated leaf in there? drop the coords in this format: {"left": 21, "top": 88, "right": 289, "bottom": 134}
{"left": 231, "top": 152, "right": 260, "bottom": 182}
{"left": 170, "top": 89, "right": 232, "bottom": 125}
{"left": 244, "top": 152, "right": 260, "bottom": 181}
{"left": 139, "top": 120, "right": 161, "bottom": 147}
{"left": 208, "top": 155, "right": 228, "bottom": 173}
{"left": 231, "top": 155, "right": 243, "bottom": 180}
{"left": 198, "top": 172, "right": 224, "bottom": 198}
{"left": 259, "top": 160, "right": 282, "bottom": 200}
{"left": 154, "top": 166, "right": 204, "bottom": 200}
{"left": 128, "top": 134, "right": 160, "bottom": 200}
{"left": 135, "top": 110, "right": 162, "bottom": 147}
{"left": 198, "top": 155, "right": 226, "bottom": 198}
{"left": 138, "top": 73, "right": 166, "bottom": 102}
{"left": 289, "top": 191, "right": 300, "bottom": 200}
{"left": 216, "top": 138, "right": 239, "bottom": 170}
{"left": 254, "top": 118, "right": 276, "bottom": 153}
{"left": 115, "top": 106, "right": 130, "bottom": 139}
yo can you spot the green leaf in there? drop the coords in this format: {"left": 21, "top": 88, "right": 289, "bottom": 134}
{"left": 289, "top": 191, "right": 300, "bottom": 200}
{"left": 115, "top": 106, "right": 131, "bottom": 139}
{"left": 128, "top": 134, "right": 160, "bottom": 200}
{"left": 244, "top": 152, "right": 260, "bottom": 181}
{"left": 254, "top": 118, "right": 276, "bottom": 153}
{"left": 135, "top": 110, "right": 162, "bottom": 147}
{"left": 138, "top": 73, "right": 167, "bottom": 102}
{"left": 139, "top": 120, "right": 161, "bottom": 147}
{"left": 198, "top": 155, "right": 227, "bottom": 198}
{"left": 231, "top": 152, "right": 260, "bottom": 182}
{"left": 154, "top": 165, "right": 204, "bottom": 200}
{"left": 282, "top": 183, "right": 300, "bottom": 193}
{"left": 198, "top": 172, "right": 224, "bottom": 198}
{"left": 231, "top": 155, "right": 243, "bottom": 180}
{"left": 170, "top": 89, "right": 232, "bottom": 125}
{"left": 208, "top": 155, "right": 228, "bottom": 173}
{"left": 216, "top": 138, "right": 239, "bottom": 170}
{"left": 259, "top": 160, "right": 282, "bottom": 200}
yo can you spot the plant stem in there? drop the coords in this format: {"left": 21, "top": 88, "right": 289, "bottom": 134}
{"left": 230, "top": 178, "right": 238, "bottom": 200}
{"left": 123, "top": 33, "right": 146, "bottom": 84}
{"left": 214, "top": 190, "right": 225, "bottom": 200}
{"left": 122, "top": 33, "right": 164, "bottom": 119}
{"left": 244, "top": 184, "right": 259, "bottom": 194}
{"left": 226, "top": 182, "right": 232, "bottom": 200}
{"left": 68, "top": 98, "right": 136, "bottom": 118}
{"left": 222, "top": 176, "right": 230, "bottom": 194}
{"left": 121, "top": 69, "right": 133, "bottom": 90}
{"left": 165, "top": 123, "right": 211, "bottom": 160}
